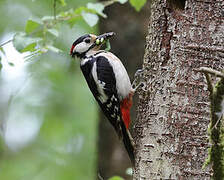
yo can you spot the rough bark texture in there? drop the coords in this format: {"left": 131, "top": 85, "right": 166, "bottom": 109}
{"left": 134, "top": 0, "right": 224, "bottom": 179}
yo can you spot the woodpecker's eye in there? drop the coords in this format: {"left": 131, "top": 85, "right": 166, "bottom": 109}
{"left": 84, "top": 39, "right": 91, "bottom": 43}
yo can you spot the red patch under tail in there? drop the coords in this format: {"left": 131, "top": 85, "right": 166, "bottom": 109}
{"left": 120, "top": 92, "right": 133, "bottom": 129}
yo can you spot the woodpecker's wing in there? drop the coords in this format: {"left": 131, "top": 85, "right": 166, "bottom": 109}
{"left": 95, "top": 56, "right": 125, "bottom": 137}
{"left": 93, "top": 56, "right": 135, "bottom": 165}
{"left": 80, "top": 55, "right": 122, "bottom": 136}
{"left": 80, "top": 52, "right": 134, "bottom": 165}
{"left": 94, "top": 52, "right": 133, "bottom": 129}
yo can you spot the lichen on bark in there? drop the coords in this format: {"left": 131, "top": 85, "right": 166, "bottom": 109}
{"left": 204, "top": 76, "right": 224, "bottom": 179}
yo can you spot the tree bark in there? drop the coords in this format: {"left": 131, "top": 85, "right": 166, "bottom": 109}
{"left": 134, "top": 0, "right": 224, "bottom": 179}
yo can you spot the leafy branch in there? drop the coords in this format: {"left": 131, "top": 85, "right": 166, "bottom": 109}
{"left": 11, "top": 0, "right": 130, "bottom": 56}
{"left": 0, "top": 0, "right": 146, "bottom": 72}
{"left": 0, "top": 0, "right": 146, "bottom": 58}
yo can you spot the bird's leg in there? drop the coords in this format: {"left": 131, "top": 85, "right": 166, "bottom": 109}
{"left": 132, "top": 68, "right": 147, "bottom": 92}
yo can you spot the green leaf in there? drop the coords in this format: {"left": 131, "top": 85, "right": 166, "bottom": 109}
{"left": 105, "top": 40, "right": 111, "bottom": 51}
{"left": 74, "top": 7, "right": 85, "bottom": 14}
{"left": 75, "top": 7, "right": 92, "bottom": 14}
{"left": 116, "top": 0, "right": 128, "bottom": 4}
{"left": 81, "top": 11, "right": 99, "bottom": 27}
{"left": 129, "top": 0, "right": 146, "bottom": 11}
{"left": 58, "top": 8, "right": 81, "bottom": 27}
{"left": 87, "top": 3, "right": 107, "bottom": 18}
{"left": 21, "top": 42, "right": 37, "bottom": 52}
{"left": 8, "top": 62, "right": 14, "bottom": 66}
{"left": 59, "top": 0, "right": 66, "bottom": 6}
{"left": 47, "top": 29, "right": 59, "bottom": 37}
{"left": 108, "top": 176, "right": 124, "bottom": 180}
{"left": 13, "top": 32, "right": 42, "bottom": 52}
{"left": 68, "top": 16, "right": 80, "bottom": 27}
{"left": 25, "top": 18, "right": 43, "bottom": 34}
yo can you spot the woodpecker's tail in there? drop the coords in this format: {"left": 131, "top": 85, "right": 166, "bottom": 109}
{"left": 121, "top": 121, "right": 135, "bottom": 166}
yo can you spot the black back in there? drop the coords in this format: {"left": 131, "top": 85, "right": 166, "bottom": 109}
{"left": 80, "top": 55, "right": 122, "bottom": 137}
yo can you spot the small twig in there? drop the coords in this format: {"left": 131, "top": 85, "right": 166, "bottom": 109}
{"left": 53, "top": 0, "right": 57, "bottom": 20}
{"left": 0, "top": 39, "right": 13, "bottom": 48}
{"left": 211, "top": 115, "right": 223, "bottom": 131}
{"left": 204, "top": 73, "right": 213, "bottom": 94}
{"left": 195, "top": 67, "right": 224, "bottom": 94}
{"left": 24, "top": 50, "right": 41, "bottom": 61}
{"left": 197, "top": 67, "right": 224, "bottom": 78}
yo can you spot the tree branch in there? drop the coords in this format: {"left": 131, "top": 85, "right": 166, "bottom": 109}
{"left": 195, "top": 67, "right": 224, "bottom": 94}
{"left": 0, "top": 39, "right": 13, "bottom": 48}
{"left": 204, "top": 72, "right": 213, "bottom": 94}
{"left": 197, "top": 67, "right": 224, "bottom": 78}
{"left": 53, "top": 0, "right": 56, "bottom": 20}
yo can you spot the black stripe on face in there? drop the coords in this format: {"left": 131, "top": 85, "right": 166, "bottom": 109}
{"left": 72, "top": 34, "right": 90, "bottom": 46}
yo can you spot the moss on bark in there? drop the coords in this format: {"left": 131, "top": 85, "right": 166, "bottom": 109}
{"left": 206, "top": 78, "right": 224, "bottom": 179}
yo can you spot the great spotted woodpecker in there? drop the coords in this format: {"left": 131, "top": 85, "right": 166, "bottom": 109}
{"left": 70, "top": 32, "right": 135, "bottom": 165}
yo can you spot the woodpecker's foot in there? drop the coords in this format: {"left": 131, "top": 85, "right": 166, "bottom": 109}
{"left": 132, "top": 68, "right": 147, "bottom": 92}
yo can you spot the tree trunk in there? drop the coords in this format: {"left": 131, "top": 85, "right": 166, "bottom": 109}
{"left": 134, "top": 0, "right": 224, "bottom": 179}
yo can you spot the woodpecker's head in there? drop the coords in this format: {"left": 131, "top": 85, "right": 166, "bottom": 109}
{"left": 70, "top": 32, "right": 115, "bottom": 58}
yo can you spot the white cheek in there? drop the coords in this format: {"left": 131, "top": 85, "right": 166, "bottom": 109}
{"left": 74, "top": 42, "right": 91, "bottom": 53}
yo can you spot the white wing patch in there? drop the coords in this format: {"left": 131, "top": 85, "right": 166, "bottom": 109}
{"left": 107, "top": 102, "right": 112, "bottom": 108}
{"left": 111, "top": 113, "right": 116, "bottom": 118}
{"left": 92, "top": 61, "right": 108, "bottom": 103}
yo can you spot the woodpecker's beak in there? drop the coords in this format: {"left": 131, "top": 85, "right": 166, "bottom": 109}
{"left": 95, "top": 32, "right": 115, "bottom": 45}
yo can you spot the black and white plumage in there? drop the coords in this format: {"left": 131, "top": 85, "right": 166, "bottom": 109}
{"left": 70, "top": 32, "right": 135, "bottom": 165}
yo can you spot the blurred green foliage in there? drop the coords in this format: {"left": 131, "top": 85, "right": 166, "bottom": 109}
{"left": 0, "top": 0, "right": 146, "bottom": 179}
{"left": 10, "top": 0, "right": 133, "bottom": 56}
{"left": 0, "top": 54, "right": 98, "bottom": 180}
{"left": 0, "top": 0, "right": 99, "bottom": 179}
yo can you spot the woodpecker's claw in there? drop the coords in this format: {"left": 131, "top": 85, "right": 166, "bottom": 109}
{"left": 132, "top": 68, "right": 147, "bottom": 92}
{"left": 134, "top": 69, "right": 144, "bottom": 78}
